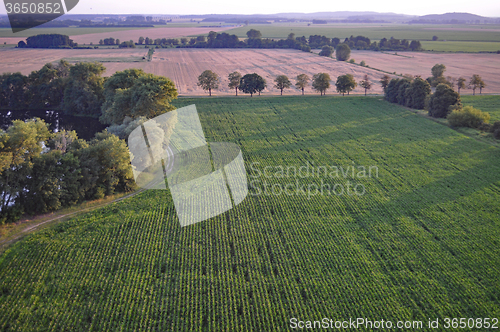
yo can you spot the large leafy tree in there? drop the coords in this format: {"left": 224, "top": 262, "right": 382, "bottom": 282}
{"left": 27, "top": 60, "right": 70, "bottom": 108}
{"left": 239, "top": 73, "right": 266, "bottom": 97}
{"left": 295, "top": 74, "right": 309, "bottom": 95}
{"left": 335, "top": 43, "right": 351, "bottom": 61}
{"left": 246, "top": 29, "right": 262, "bottom": 39}
{"left": 312, "top": 73, "right": 331, "bottom": 96}
{"left": 428, "top": 83, "right": 461, "bottom": 118}
{"left": 274, "top": 75, "right": 292, "bottom": 95}
{"left": 335, "top": 74, "right": 357, "bottom": 96}
{"left": 63, "top": 62, "right": 105, "bottom": 116}
{"left": 197, "top": 70, "right": 220, "bottom": 96}
{"left": 228, "top": 71, "right": 242, "bottom": 96}
{"left": 100, "top": 71, "right": 178, "bottom": 125}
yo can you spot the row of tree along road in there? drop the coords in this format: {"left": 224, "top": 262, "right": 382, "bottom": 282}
{"left": 197, "top": 70, "right": 372, "bottom": 97}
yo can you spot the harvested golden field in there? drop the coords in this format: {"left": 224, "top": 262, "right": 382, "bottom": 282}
{"left": 0, "top": 26, "right": 234, "bottom": 45}
{"left": 351, "top": 50, "right": 500, "bottom": 94}
{"left": 1, "top": 48, "right": 498, "bottom": 96}
{"left": 0, "top": 48, "right": 394, "bottom": 96}
{"left": 69, "top": 27, "right": 234, "bottom": 45}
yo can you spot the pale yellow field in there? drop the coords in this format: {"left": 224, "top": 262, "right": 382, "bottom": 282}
{"left": 1, "top": 48, "right": 498, "bottom": 96}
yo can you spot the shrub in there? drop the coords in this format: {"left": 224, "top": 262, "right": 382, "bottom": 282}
{"left": 447, "top": 106, "right": 490, "bottom": 128}
{"left": 490, "top": 121, "right": 500, "bottom": 133}
{"left": 360, "top": 60, "right": 366, "bottom": 66}
{"left": 494, "top": 129, "right": 500, "bottom": 139}
{"left": 349, "top": 59, "right": 355, "bottom": 63}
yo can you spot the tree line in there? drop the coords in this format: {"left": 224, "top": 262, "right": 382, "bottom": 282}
{"left": 197, "top": 70, "right": 375, "bottom": 97}
{"left": 125, "top": 30, "right": 422, "bottom": 52}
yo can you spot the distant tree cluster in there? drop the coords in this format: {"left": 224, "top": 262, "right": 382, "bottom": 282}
{"left": 0, "top": 119, "right": 135, "bottom": 223}
{"left": 19, "top": 34, "right": 77, "bottom": 49}
{"left": 379, "top": 37, "right": 422, "bottom": 51}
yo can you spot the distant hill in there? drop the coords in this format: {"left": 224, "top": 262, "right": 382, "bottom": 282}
{"left": 411, "top": 12, "right": 500, "bottom": 24}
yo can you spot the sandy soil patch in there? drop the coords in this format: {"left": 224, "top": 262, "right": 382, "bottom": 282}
{"left": 351, "top": 50, "right": 500, "bottom": 94}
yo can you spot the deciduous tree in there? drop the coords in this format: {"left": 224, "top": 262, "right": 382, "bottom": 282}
{"left": 336, "top": 74, "right": 357, "bottom": 96}
{"left": 312, "top": 73, "right": 331, "bottom": 96}
{"left": 428, "top": 83, "right": 461, "bottom": 118}
{"left": 335, "top": 43, "right": 351, "bottom": 61}
{"left": 359, "top": 74, "right": 372, "bottom": 96}
{"left": 457, "top": 77, "right": 466, "bottom": 94}
{"left": 295, "top": 74, "right": 309, "bottom": 95}
{"left": 274, "top": 75, "right": 292, "bottom": 95}
{"left": 228, "top": 71, "right": 242, "bottom": 96}
{"left": 469, "top": 74, "right": 485, "bottom": 95}
{"left": 197, "top": 70, "right": 220, "bottom": 96}
{"left": 239, "top": 73, "right": 266, "bottom": 97}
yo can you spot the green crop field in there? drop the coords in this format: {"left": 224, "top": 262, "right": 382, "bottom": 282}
{"left": 1, "top": 96, "right": 499, "bottom": 331}
{"left": 420, "top": 41, "right": 500, "bottom": 52}
{"left": 225, "top": 23, "right": 500, "bottom": 42}
{"left": 462, "top": 95, "right": 500, "bottom": 122}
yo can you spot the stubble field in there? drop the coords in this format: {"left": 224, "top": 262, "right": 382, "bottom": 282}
{"left": 1, "top": 47, "right": 500, "bottom": 96}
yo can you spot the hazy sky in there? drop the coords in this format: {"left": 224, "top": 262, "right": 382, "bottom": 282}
{"left": 1, "top": 0, "right": 499, "bottom": 17}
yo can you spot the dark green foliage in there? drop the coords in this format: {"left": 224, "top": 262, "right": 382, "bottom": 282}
{"left": 312, "top": 73, "right": 331, "bottom": 96}
{"left": 239, "top": 73, "right": 266, "bottom": 97}
{"left": 25, "top": 34, "right": 76, "bottom": 48}
{"left": 246, "top": 29, "right": 262, "bottom": 39}
{"left": 119, "top": 41, "right": 136, "bottom": 48}
{"left": 0, "top": 119, "right": 135, "bottom": 222}
{"left": 335, "top": 74, "right": 357, "bottom": 96}
{"left": 63, "top": 62, "right": 105, "bottom": 116}
{"left": 407, "top": 77, "right": 431, "bottom": 109}
{"left": 319, "top": 45, "right": 334, "bottom": 57}
{"left": 0, "top": 61, "right": 70, "bottom": 110}
{"left": 100, "top": 70, "right": 177, "bottom": 125}
{"left": 335, "top": 43, "right": 351, "bottom": 61}
{"left": 385, "top": 79, "right": 400, "bottom": 103}
{"left": 379, "top": 37, "right": 421, "bottom": 51}
{"left": 0, "top": 72, "right": 27, "bottom": 109}
{"left": 429, "top": 84, "right": 462, "bottom": 118}
{"left": 384, "top": 77, "right": 431, "bottom": 109}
